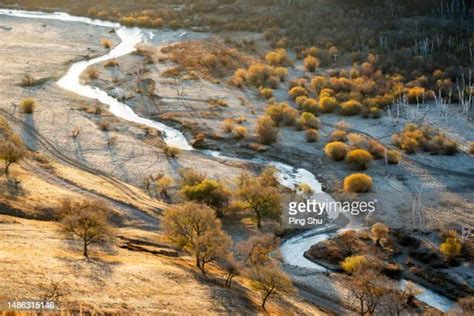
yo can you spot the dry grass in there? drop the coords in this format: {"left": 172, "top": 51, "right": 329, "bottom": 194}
{"left": 160, "top": 40, "right": 255, "bottom": 81}
{"left": 52, "top": 163, "right": 165, "bottom": 214}
{"left": 0, "top": 216, "right": 325, "bottom": 315}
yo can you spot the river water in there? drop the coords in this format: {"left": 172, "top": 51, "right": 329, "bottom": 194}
{"left": 0, "top": 8, "right": 455, "bottom": 312}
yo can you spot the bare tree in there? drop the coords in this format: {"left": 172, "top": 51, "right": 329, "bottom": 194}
{"left": 248, "top": 264, "right": 294, "bottom": 310}
{"left": 0, "top": 140, "right": 25, "bottom": 177}
{"left": 58, "top": 199, "right": 113, "bottom": 258}
{"left": 162, "top": 202, "right": 231, "bottom": 274}
{"left": 347, "top": 269, "right": 389, "bottom": 315}
{"left": 237, "top": 233, "right": 278, "bottom": 266}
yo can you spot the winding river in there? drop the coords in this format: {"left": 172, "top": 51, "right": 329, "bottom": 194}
{"left": 0, "top": 9, "right": 455, "bottom": 313}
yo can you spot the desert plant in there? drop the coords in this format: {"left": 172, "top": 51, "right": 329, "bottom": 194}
{"left": 264, "top": 48, "right": 288, "bottom": 66}
{"left": 259, "top": 87, "right": 273, "bottom": 99}
{"left": 305, "top": 129, "right": 319, "bottom": 142}
{"left": 440, "top": 237, "right": 462, "bottom": 261}
{"left": 311, "top": 76, "right": 327, "bottom": 93}
{"left": 296, "top": 112, "right": 319, "bottom": 130}
{"left": 98, "top": 120, "right": 111, "bottom": 131}
{"left": 368, "top": 140, "right": 385, "bottom": 159}
{"left": 340, "top": 100, "right": 362, "bottom": 116}
{"left": 319, "top": 96, "right": 338, "bottom": 113}
{"left": 21, "top": 74, "right": 37, "bottom": 86}
{"left": 104, "top": 59, "right": 118, "bottom": 67}
{"left": 330, "top": 129, "right": 348, "bottom": 142}
{"left": 346, "top": 149, "right": 373, "bottom": 170}
{"left": 469, "top": 142, "right": 474, "bottom": 155}
{"left": 324, "top": 141, "right": 348, "bottom": 161}
{"left": 86, "top": 68, "right": 99, "bottom": 80}
{"left": 371, "top": 223, "right": 389, "bottom": 245}
{"left": 341, "top": 255, "right": 368, "bottom": 274}
{"left": 19, "top": 98, "right": 37, "bottom": 114}
{"left": 221, "top": 118, "right": 235, "bottom": 133}
{"left": 304, "top": 55, "right": 320, "bottom": 72}
{"left": 161, "top": 144, "right": 181, "bottom": 157}
{"left": 265, "top": 102, "right": 298, "bottom": 126}
{"left": 273, "top": 67, "right": 288, "bottom": 81}
{"left": 288, "top": 86, "right": 308, "bottom": 100}
{"left": 386, "top": 149, "right": 401, "bottom": 164}
{"left": 100, "top": 38, "right": 112, "bottom": 49}
{"left": 343, "top": 173, "right": 373, "bottom": 193}
{"left": 233, "top": 126, "right": 247, "bottom": 140}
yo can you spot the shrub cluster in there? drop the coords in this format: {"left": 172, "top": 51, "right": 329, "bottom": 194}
{"left": 19, "top": 98, "right": 37, "bottom": 114}
{"left": 392, "top": 123, "right": 459, "bottom": 155}
{"left": 265, "top": 102, "right": 298, "bottom": 126}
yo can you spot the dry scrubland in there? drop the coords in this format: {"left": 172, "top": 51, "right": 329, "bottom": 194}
{"left": 0, "top": 0, "right": 473, "bottom": 315}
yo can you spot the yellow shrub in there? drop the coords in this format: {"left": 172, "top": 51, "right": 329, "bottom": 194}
{"left": 265, "top": 102, "right": 298, "bottom": 126}
{"left": 439, "top": 237, "right": 462, "bottom": 260}
{"left": 100, "top": 38, "right": 112, "bottom": 49}
{"left": 304, "top": 55, "right": 320, "bottom": 72}
{"left": 264, "top": 48, "right": 288, "bottom": 66}
{"left": 319, "top": 96, "right": 338, "bottom": 113}
{"left": 324, "top": 141, "right": 348, "bottom": 161}
{"left": 406, "top": 86, "right": 425, "bottom": 104}
{"left": 233, "top": 126, "right": 247, "bottom": 139}
{"left": 346, "top": 149, "right": 373, "bottom": 170}
{"left": 311, "top": 76, "right": 327, "bottom": 92}
{"left": 19, "top": 98, "right": 37, "bottom": 114}
{"left": 221, "top": 118, "right": 235, "bottom": 133}
{"left": 340, "top": 100, "right": 362, "bottom": 116}
{"left": 297, "top": 112, "right": 319, "bottom": 130}
{"left": 288, "top": 86, "right": 308, "bottom": 100}
{"left": 343, "top": 173, "right": 373, "bottom": 193}
{"left": 341, "top": 255, "right": 367, "bottom": 274}
{"left": 330, "top": 129, "right": 347, "bottom": 142}
{"left": 259, "top": 88, "right": 273, "bottom": 100}
{"left": 273, "top": 67, "right": 288, "bottom": 81}
{"left": 386, "top": 150, "right": 401, "bottom": 164}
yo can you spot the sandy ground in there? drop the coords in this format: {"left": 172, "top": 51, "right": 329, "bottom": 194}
{"left": 0, "top": 15, "right": 247, "bottom": 195}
